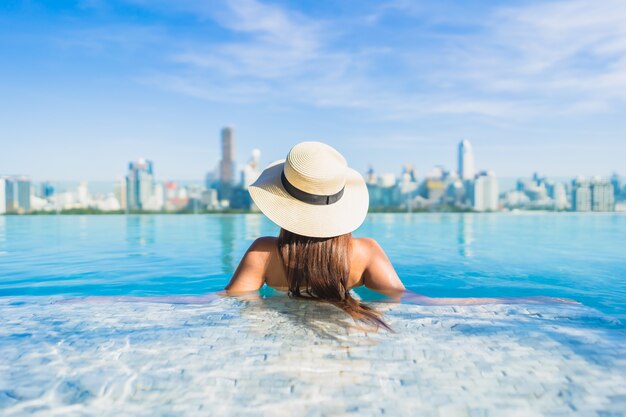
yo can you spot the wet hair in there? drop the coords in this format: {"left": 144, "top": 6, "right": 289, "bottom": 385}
{"left": 277, "top": 228, "right": 389, "bottom": 330}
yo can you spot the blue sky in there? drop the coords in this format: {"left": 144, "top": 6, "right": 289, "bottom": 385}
{"left": 1, "top": 0, "right": 625, "bottom": 181}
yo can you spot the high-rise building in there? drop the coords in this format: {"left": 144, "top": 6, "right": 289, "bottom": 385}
{"left": 552, "top": 182, "right": 568, "bottom": 210}
{"left": 0, "top": 177, "right": 9, "bottom": 214}
{"left": 458, "top": 139, "right": 475, "bottom": 181}
{"left": 218, "top": 127, "right": 235, "bottom": 201}
{"left": 611, "top": 173, "right": 622, "bottom": 200}
{"left": 571, "top": 176, "right": 614, "bottom": 212}
{"left": 571, "top": 177, "right": 591, "bottom": 212}
{"left": 126, "top": 158, "right": 155, "bottom": 210}
{"left": 14, "top": 177, "right": 31, "bottom": 213}
{"left": 219, "top": 127, "right": 235, "bottom": 185}
{"left": 472, "top": 171, "right": 499, "bottom": 211}
{"left": 591, "top": 177, "right": 614, "bottom": 212}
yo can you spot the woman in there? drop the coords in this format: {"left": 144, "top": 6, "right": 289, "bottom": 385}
{"left": 225, "top": 141, "right": 557, "bottom": 328}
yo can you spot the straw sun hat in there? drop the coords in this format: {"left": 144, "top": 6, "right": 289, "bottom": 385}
{"left": 249, "top": 141, "right": 369, "bottom": 238}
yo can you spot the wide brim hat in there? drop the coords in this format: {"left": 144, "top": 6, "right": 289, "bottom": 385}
{"left": 249, "top": 141, "right": 369, "bottom": 238}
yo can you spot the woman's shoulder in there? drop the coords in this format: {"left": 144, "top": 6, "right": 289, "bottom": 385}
{"left": 249, "top": 236, "right": 278, "bottom": 251}
{"left": 350, "top": 237, "right": 387, "bottom": 264}
{"left": 351, "top": 237, "right": 384, "bottom": 252}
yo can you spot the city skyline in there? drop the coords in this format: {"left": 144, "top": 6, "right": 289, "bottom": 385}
{"left": 1, "top": 0, "right": 626, "bottom": 180}
{"left": 2, "top": 135, "right": 623, "bottom": 215}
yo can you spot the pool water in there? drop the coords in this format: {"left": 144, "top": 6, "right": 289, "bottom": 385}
{"left": 1, "top": 213, "right": 625, "bottom": 416}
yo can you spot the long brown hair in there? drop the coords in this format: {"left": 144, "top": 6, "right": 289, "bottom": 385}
{"left": 277, "top": 228, "right": 389, "bottom": 330}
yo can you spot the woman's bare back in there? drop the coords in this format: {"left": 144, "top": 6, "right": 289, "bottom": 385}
{"left": 225, "top": 236, "right": 405, "bottom": 294}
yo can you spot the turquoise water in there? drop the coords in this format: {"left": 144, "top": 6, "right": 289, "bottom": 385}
{"left": 2, "top": 213, "right": 626, "bottom": 416}
{"left": 0, "top": 213, "right": 625, "bottom": 324}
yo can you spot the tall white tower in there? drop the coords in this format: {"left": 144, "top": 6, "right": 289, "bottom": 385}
{"left": 458, "top": 139, "right": 475, "bottom": 181}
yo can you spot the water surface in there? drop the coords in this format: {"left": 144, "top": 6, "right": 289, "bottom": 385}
{"left": 1, "top": 213, "right": 626, "bottom": 416}
{"left": 0, "top": 213, "right": 624, "bottom": 323}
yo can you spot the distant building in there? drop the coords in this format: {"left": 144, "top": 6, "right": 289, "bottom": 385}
{"left": 218, "top": 127, "right": 235, "bottom": 201}
{"left": 611, "top": 173, "right": 622, "bottom": 201}
{"left": 571, "top": 176, "right": 614, "bottom": 212}
{"left": 114, "top": 179, "right": 127, "bottom": 210}
{"left": 0, "top": 177, "right": 10, "bottom": 214}
{"left": 571, "top": 177, "right": 592, "bottom": 212}
{"left": 552, "top": 182, "right": 568, "bottom": 210}
{"left": 12, "top": 177, "right": 31, "bottom": 213}
{"left": 365, "top": 166, "right": 377, "bottom": 186}
{"left": 367, "top": 173, "right": 399, "bottom": 208}
{"left": 40, "top": 181, "right": 55, "bottom": 198}
{"left": 126, "top": 158, "right": 155, "bottom": 210}
{"left": 163, "top": 182, "right": 189, "bottom": 212}
{"left": 77, "top": 181, "right": 90, "bottom": 208}
{"left": 94, "top": 193, "right": 121, "bottom": 212}
{"left": 591, "top": 177, "right": 614, "bottom": 212}
{"left": 241, "top": 149, "right": 261, "bottom": 190}
{"left": 445, "top": 179, "right": 465, "bottom": 206}
{"left": 502, "top": 190, "right": 530, "bottom": 209}
{"left": 184, "top": 184, "right": 204, "bottom": 212}
{"left": 202, "top": 189, "right": 219, "bottom": 210}
{"left": 458, "top": 139, "right": 475, "bottom": 181}
{"left": 230, "top": 188, "right": 253, "bottom": 209}
{"left": 143, "top": 183, "right": 165, "bottom": 211}
{"left": 398, "top": 165, "right": 419, "bottom": 209}
{"left": 512, "top": 177, "right": 555, "bottom": 209}
{"left": 472, "top": 171, "right": 498, "bottom": 211}
{"left": 425, "top": 179, "right": 445, "bottom": 202}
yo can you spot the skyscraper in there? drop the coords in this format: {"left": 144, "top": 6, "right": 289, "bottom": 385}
{"left": 591, "top": 177, "right": 614, "bottom": 212}
{"left": 458, "top": 139, "right": 475, "bottom": 181}
{"left": 15, "top": 178, "right": 31, "bottom": 213}
{"left": 0, "top": 177, "right": 30, "bottom": 213}
{"left": 571, "top": 177, "right": 591, "bottom": 212}
{"left": 0, "top": 177, "right": 9, "bottom": 214}
{"left": 218, "top": 127, "right": 235, "bottom": 202}
{"left": 219, "top": 127, "right": 235, "bottom": 186}
{"left": 552, "top": 182, "right": 568, "bottom": 210}
{"left": 472, "top": 171, "right": 499, "bottom": 211}
{"left": 571, "top": 176, "right": 614, "bottom": 212}
{"left": 611, "top": 173, "right": 622, "bottom": 200}
{"left": 126, "top": 158, "right": 155, "bottom": 210}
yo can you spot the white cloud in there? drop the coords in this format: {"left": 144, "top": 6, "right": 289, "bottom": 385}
{"left": 459, "top": 0, "right": 626, "bottom": 104}
{"left": 123, "top": 0, "right": 626, "bottom": 120}
{"left": 171, "top": 0, "right": 327, "bottom": 79}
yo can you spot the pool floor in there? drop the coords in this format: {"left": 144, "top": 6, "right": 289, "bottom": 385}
{"left": 1, "top": 296, "right": 625, "bottom": 417}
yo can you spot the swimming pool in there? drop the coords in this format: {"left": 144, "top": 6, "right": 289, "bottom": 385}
{"left": 1, "top": 213, "right": 625, "bottom": 416}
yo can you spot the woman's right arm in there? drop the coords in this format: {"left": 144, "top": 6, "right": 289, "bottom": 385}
{"left": 361, "top": 238, "right": 406, "bottom": 296}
